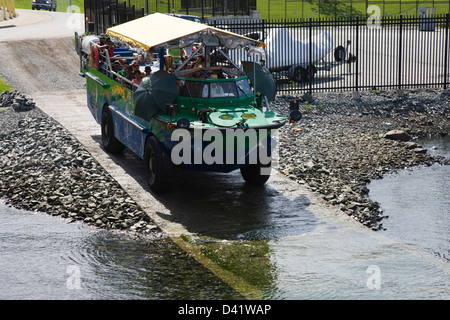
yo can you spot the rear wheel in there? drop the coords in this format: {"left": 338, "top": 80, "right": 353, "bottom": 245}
{"left": 101, "top": 107, "right": 125, "bottom": 153}
{"left": 144, "top": 136, "right": 173, "bottom": 192}
{"left": 240, "top": 161, "right": 271, "bottom": 186}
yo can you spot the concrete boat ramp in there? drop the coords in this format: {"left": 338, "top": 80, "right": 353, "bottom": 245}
{"left": 3, "top": 10, "right": 449, "bottom": 300}
{"left": 31, "top": 89, "right": 359, "bottom": 299}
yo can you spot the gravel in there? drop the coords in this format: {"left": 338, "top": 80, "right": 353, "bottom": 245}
{"left": 0, "top": 38, "right": 85, "bottom": 95}
{"left": 272, "top": 88, "right": 450, "bottom": 230}
{"left": 0, "top": 91, "right": 161, "bottom": 236}
{"left": 1, "top": 87, "right": 449, "bottom": 232}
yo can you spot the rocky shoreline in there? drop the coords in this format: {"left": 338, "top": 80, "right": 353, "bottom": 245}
{"left": 1, "top": 88, "right": 449, "bottom": 233}
{"left": 273, "top": 88, "right": 450, "bottom": 230}
{"left": 0, "top": 90, "right": 161, "bottom": 235}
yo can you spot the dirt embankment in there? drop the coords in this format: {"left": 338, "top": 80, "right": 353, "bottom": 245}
{"left": 0, "top": 37, "right": 84, "bottom": 94}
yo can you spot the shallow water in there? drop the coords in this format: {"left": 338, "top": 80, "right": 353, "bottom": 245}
{"left": 0, "top": 204, "right": 242, "bottom": 300}
{"left": 1, "top": 137, "right": 449, "bottom": 300}
{"left": 267, "top": 136, "right": 450, "bottom": 299}
{"left": 368, "top": 136, "right": 450, "bottom": 264}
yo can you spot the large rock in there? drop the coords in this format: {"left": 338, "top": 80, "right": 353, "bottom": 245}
{"left": 383, "top": 130, "right": 411, "bottom": 141}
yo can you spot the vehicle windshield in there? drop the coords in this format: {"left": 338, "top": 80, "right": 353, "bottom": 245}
{"left": 178, "top": 77, "right": 253, "bottom": 99}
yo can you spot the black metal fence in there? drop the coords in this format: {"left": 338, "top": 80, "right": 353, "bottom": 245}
{"left": 84, "top": 0, "right": 450, "bottom": 94}
{"left": 84, "top": 0, "right": 257, "bottom": 34}
{"left": 213, "top": 13, "right": 450, "bottom": 93}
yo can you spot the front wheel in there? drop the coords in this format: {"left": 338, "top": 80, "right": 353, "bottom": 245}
{"left": 144, "top": 136, "right": 173, "bottom": 193}
{"left": 240, "top": 161, "right": 271, "bottom": 186}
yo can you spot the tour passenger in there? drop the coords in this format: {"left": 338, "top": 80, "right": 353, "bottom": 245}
{"left": 132, "top": 70, "right": 143, "bottom": 87}
{"left": 192, "top": 56, "right": 205, "bottom": 69}
{"left": 144, "top": 66, "right": 151, "bottom": 77}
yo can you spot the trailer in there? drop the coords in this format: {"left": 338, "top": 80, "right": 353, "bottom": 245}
{"left": 230, "top": 28, "right": 355, "bottom": 83}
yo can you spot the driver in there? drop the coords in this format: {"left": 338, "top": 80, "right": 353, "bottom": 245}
{"left": 202, "top": 82, "right": 225, "bottom": 98}
{"left": 202, "top": 74, "right": 225, "bottom": 98}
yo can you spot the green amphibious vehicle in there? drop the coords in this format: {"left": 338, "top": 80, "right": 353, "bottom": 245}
{"left": 75, "top": 13, "right": 300, "bottom": 192}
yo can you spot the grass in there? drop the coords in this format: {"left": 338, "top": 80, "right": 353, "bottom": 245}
{"left": 0, "top": 76, "right": 13, "bottom": 92}
{"left": 257, "top": 0, "right": 450, "bottom": 20}
{"left": 12, "top": 0, "right": 84, "bottom": 13}
{"left": 141, "top": 0, "right": 450, "bottom": 19}
{"left": 10, "top": 0, "right": 449, "bottom": 19}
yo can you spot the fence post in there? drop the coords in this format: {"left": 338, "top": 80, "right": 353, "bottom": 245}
{"left": 355, "top": 16, "right": 359, "bottom": 92}
{"left": 444, "top": 13, "right": 449, "bottom": 90}
{"left": 309, "top": 17, "right": 312, "bottom": 95}
{"left": 398, "top": 14, "right": 403, "bottom": 90}
{"left": 2, "top": 0, "right": 5, "bottom": 20}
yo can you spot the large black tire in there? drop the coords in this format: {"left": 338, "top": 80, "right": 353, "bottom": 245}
{"left": 144, "top": 136, "right": 174, "bottom": 193}
{"left": 304, "top": 65, "right": 316, "bottom": 82}
{"left": 334, "top": 45, "right": 345, "bottom": 62}
{"left": 293, "top": 66, "right": 306, "bottom": 83}
{"left": 101, "top": 107, "right": 125, "bottom": 153}
{"left": 240, "top": 161, "right": 271, "bottom": 186}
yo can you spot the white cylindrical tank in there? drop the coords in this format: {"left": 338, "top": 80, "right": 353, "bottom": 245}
{"left": 81, "top": 35, "right": 100, "bottom": 55}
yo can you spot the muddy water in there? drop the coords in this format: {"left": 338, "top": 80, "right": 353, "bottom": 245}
{"left": 1, "top": 138, "right": 449, "bottom": 299}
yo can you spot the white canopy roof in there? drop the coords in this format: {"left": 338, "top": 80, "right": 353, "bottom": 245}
{"left": 106, "top": 13, "right": 262, "bottom": 52}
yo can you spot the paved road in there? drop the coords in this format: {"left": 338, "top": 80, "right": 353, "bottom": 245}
{"left": 0, "top": 9, "right": 84, "bottom": 41}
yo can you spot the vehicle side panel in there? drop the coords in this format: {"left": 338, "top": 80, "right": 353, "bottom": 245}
{"left": 85, "top": 68, "right": 149, "bottom": 158}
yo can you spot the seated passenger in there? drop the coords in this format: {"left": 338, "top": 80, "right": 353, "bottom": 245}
{"left": 105, "top": 38, "right": 116, "bottom": 59}
{"left": 131, "top": 60, "right": 140, "bottom": 71}
{"left": 144, "top": 66, "right": 151, "bottom": 77}
{"left": 111, "top": 61, "right": 120, "bottom": 80}
{"left": 120, "top": 66, "right": 134, "bottom": 89}
{"left": 118, "top": 60, "right": 129, "bottom": 78}
{"left": 97, "top": 36, "right": 116, "bottom": 61}
{"left": 125, "top": 66, "right": 134, "bottom": 81}
{"left": 202, "top": 82, "right": 225, "bottom": 98}
{"left": 97, "top": 33, "right": 107, "bottom": 47}
{"left": 164, "top": 55, "right": 174, "bottom": 71}
{"left": 168, "top": 48, "right": 187, "bottom": 64}
{"left": 132, "top": 70, "right": 143, "bottom": 87}
{"left": 192, "top": 56, "right": 205, "bottom": 69}
{"left": 138, "top": 52, "right": 152, "bottom": 65}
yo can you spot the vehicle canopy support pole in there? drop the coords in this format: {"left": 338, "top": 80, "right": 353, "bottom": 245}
{"left": 218, "top": 47, "right": 240, "bottom": 70}
{"left": 176, "top": 43, "right": 206, "bottom": 72}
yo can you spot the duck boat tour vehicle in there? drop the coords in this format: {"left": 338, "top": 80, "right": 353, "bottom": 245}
{"left": 75, "top": 13, "right": 301, "bottom": 192}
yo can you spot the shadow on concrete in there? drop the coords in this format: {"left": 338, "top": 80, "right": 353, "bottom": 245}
{"left": 91, "top": 134, "right": 320, "bottom": 241}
